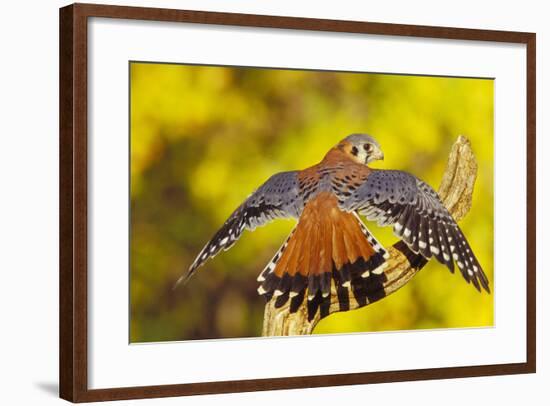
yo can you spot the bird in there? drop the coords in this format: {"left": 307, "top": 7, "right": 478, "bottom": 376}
{"left": 177, "top": 133, "right": 490, "bottom": 309}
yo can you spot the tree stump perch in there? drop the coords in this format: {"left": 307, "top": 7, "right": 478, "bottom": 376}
{"left": 262, "top": 135, "right": 478, "bottom": 337}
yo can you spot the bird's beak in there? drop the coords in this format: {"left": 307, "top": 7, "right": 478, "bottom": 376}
{"left": 374, "top": 150, "right": 384, "bottom": 161}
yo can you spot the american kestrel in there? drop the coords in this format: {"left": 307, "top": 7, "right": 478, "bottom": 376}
{"left": 179, "top": 134, "right": 490, "bottom": 308}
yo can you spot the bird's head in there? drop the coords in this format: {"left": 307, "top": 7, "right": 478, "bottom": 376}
{"left": 337, "top": 133, "right": 384, "bottom": 165}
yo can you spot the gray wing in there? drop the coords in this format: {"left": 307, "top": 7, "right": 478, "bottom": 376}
{"left": 340, "top": 169, "right": 489, "bottom": 292}
{"left": 177, "top": 171, "right": 303, "bottom": 286}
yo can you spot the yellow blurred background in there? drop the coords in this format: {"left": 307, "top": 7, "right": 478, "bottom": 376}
{"left": 130, "top": 62, "right": 494, "bottom": 343}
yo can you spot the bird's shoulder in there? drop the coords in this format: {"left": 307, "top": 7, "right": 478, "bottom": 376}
{"left": 293, "top": 158, "right": 372, "bottom": 205}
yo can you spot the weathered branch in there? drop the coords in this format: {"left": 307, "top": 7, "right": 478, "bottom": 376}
{"left": 262, "top": 135, "right": 478, "bottom": 336}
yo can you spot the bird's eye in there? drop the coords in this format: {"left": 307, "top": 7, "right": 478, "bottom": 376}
{"left": 364, "top": 143, "right": 372, "bottom": 152}
{"left": 351, "top": 146, "right": 359, "bottom": 156}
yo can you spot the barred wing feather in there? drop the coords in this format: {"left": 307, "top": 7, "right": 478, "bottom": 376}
{"left": 340, "top": 169, "right": 489, "bottom": 292}
{"left": 176, "top": 171, "right": 304, "bottom": 286}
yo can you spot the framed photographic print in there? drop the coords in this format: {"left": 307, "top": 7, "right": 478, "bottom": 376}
{"left": 59, "top": 3, "right": 536, "bottom": 402}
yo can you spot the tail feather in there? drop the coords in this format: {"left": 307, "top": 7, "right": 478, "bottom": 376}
{"left": 318, "top": 216, "right": 332, "bottom": 298}
{"left": 331, "top": 221, "right": 347, "bottom": 271}
{"left": 257, "top": 192, "right": 387, "bottom": 303}
{"left": 306, "top": 216, "right": 321, "bottom": 299}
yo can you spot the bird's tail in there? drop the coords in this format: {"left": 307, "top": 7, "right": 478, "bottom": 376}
{"left": 256, "top": 192, "right": 388, "bottom": 301}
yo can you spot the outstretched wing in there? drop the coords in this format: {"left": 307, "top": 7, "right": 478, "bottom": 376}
{"left": 177, "top": 171, "right": 304, "bottom": 287}
{"left": 339, "top": 169, "right": 489, "bottom": 292}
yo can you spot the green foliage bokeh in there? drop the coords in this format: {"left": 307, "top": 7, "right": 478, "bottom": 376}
{"left": 130, "top": 62, "right": 494, "bottom": 342}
